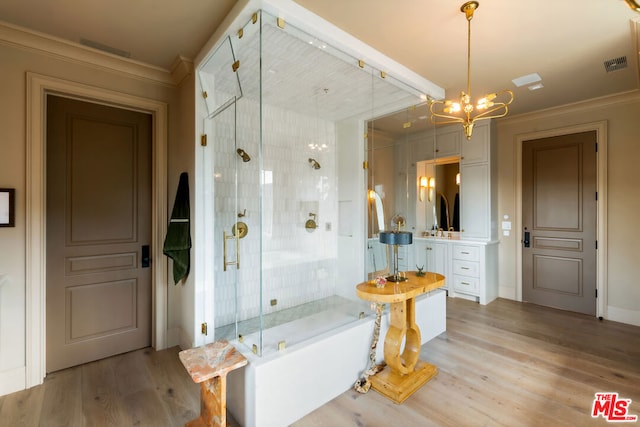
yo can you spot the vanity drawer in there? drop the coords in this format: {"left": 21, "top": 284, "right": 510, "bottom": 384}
{"left": 453, "top": 259, "right": 479, "bottom": 277}
{"left": 453, "top": 275, "right": 479, "bottom": 294}
{"left": 452, "top": 244, "right": 480, "bottom": 262}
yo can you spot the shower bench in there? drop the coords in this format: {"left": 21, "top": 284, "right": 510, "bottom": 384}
{"left": 179, "top": 340, "right": 248, "bottom": 427}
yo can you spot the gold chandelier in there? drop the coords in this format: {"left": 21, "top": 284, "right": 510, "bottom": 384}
{"left": 430, "top": 1, "right": 514, "bottom": 140}
{"left": 624, "top": 0, "right": 640, "bottom": 12}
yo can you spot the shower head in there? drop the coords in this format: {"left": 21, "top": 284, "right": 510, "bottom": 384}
{"left": 237, "top": 148, "right": 251, "bottom": 162}
{"left": 308, "top": 158, "right": 321, "bottom": 170}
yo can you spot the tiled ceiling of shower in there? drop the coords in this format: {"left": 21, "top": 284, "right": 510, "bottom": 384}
{"left": 202, "top": 20, "right": 423, "bottom": 123}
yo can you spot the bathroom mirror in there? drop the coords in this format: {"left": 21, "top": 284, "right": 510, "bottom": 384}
{"left": 366, "top": 102, "right": 464, "bottom": 242}
{"left": 434, "top": 161, "right": 460, "bottom": 232}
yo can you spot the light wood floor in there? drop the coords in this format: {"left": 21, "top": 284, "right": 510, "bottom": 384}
{"left": 1, "top": 297, "right": 638, "bottom": 426}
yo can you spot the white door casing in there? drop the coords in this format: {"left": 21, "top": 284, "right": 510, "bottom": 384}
{"left": 26, "top": 73, "right": 168, "bottom": 388}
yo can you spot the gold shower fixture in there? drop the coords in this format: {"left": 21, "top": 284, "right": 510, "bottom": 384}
{"left": 308, "top": 158, "right": 321, "bottom": 170}
{"left": 429, "top": 1, "right": 514, "bottom": 140}
{"left": 237, "top": 148, "right": 251, "bottom": 162}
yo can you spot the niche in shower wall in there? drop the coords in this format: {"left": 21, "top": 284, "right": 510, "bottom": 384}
{"left": 197, "top": 6, "right": 436, "bottom": 356}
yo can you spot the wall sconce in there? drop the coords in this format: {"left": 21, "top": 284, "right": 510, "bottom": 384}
{"left": 419, "top": 176, "right": 436, "bottom": 202}
{"left": 456, "top": 173, "right": 461, "bottom": 186}
{"left": 419, "top": 176, "right": 428, "bottom": 202}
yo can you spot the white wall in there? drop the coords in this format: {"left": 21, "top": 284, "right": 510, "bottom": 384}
{"left": 0, "top": 24, "right": 189, "bottom": 396}
{"left": 496, "top": 91, "right": 640, "bottom": 326}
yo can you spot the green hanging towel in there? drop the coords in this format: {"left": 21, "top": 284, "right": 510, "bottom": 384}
{"left": 163, "top": 172, "right": 191, "bottom": 284}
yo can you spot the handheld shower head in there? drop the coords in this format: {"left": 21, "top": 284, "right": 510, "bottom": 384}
{"left": 308, "top": 158, "right": 321, "bottom": 170}
{"left": 237, "top": 148, "right": 251, "bottom": 162}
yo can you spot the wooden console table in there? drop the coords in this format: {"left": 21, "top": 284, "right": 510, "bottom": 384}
{"left": 356, "top": 271, "right": 445, "bottom": 403}
{"left": 179, "top": 340, "right": 247, "bottom": 427}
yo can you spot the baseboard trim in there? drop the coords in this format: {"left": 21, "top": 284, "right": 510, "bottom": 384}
{"left": 0, "top": 366, "right": 25, "bottom": 397}
{"left": 606, "top": 306, "right": 640, "bottom": 327}
{"left": 499, "top": 285, "right": 517, "bottom": 301}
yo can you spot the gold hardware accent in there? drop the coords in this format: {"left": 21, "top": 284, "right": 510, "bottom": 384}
{"left": 270, "top": 299, "right": 277, "bottom": 306}
{"left": 305, "top": 213, "right": 317, "bottom": 231}
{"left": 201, "top": 134, "right": 207, "bottom": 146}
{"left": 278, "top": 341, "right": 286, "bottom": 351}
{"left": 358, "top": 59, "right": 365, "bottom": 68}
{"left": 201, "top": 322, "right": 208, "bottom": 335}
{"left": 202, "top": 91, "right": 208, "bottom": 99}
{"left": 232, "top": 221, "right": 248, "bottom": 238}
{"left": 223, "top": 230, "right": 240, "bottom": 271}
{"left": 363, "top": 161, "right": 368, "bottom": 169}
{"left": 403, "top": 122, "right": 412, "bottom": 128}
{"left": 380, "top": 71, "right": 386, "bottom": 79}
{"left": 252, "top": 12, "right": 258, "bottom": 24}
{"left": 232, "top": 60, "right": 240, "bottom": 72}
{"left": 238, "top": 28, "right": 243, "bottom": 38}
{"left": 238, "top": 209, "right": 246, "bottom": 218}
{"left": 252, "top": 344, "right": 258, "bottom": 354}
{"left": 364, "top": 132, "right": 368, "bottom": 138}
{"left": 238, "top": 334, "right": 244, "bottom": 343}
{"left": 277, "top": 17, "right": 285, "bottom": 29}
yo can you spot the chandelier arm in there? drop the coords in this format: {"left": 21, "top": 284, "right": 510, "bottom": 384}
{"left": 471, "top": 105, "right": 510, "bottom": 121}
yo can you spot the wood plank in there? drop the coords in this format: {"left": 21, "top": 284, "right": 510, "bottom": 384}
{"left": 0, "top": 383, "right": 44, "bottom": 426}
{"left": 39, "top": 367, "right": 83, "bottom": 426}
{"left": 1, "top": 298, "right": 638, "bottom": 426}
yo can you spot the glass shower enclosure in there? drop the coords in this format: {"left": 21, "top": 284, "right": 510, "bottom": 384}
{"left": 197, "top": 9, "right": 427, "bottom": 357}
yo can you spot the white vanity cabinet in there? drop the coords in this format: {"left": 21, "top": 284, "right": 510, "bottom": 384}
{"left": 414, "top": 240, "right": 449, "bottom": 289}
{"left": 411, "top": 125, "right": 460, "bottom": 161}
{"left": 433, "top": 126, "right": 460, "bottom": 159}
{"left": 460, "top": 121, "right": 497, "bottom": 241}
{"left": 414, "top": 238, "right": 498, "bottom": 305}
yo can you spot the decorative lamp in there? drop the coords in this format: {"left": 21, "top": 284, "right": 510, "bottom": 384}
{"left": 379, "top": 231, "right": 413, "bottom": 282}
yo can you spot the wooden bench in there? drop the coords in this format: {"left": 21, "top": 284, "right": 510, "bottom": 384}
{"left": 179, "top": 340, "right": 248, "bottom": 427}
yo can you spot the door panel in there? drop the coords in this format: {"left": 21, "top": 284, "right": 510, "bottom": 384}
{"left": 522, "top": 131, "right": 597, "bottom": 315}
{"left": 46, "top": 95, "right": 152, "bottom": 372}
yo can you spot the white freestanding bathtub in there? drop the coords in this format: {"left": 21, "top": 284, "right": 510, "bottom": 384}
{"left": 226, "top": 289, "right": 446, "bottom": 427}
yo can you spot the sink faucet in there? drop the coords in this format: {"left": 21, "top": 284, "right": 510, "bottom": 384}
{"left": 448, "top": 227, "right": 454, "bottom": 238}
{"left": 438, "top": 228, "right": 444, "bottom": 238}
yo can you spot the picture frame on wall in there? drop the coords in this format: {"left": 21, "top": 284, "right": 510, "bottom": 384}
{"left": 0, "top": 188, "right": 15, "bottom": 227}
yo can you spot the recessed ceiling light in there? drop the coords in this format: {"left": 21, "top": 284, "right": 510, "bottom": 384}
{"left": 512, "top": 73, "right": 542, "bottom": 88}
{"left": 528, "top": 83, "right": 544, "bottom": 91}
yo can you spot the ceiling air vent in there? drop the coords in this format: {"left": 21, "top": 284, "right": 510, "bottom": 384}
{"left": 603, "top": 56, "right": 627, "bottom": 73}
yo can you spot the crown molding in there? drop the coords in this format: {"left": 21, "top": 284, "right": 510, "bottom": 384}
{"left": 170, "top": 55, "right": 194, "bottom": 86}
{"left": 498, "top": 89, "right": 640, "bottom": 125}
{"left": 0, "top": 21, "right": 191, "bottom": 87}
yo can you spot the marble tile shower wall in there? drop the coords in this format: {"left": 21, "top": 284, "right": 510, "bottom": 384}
{"left": 214, "top": 100, "right": 339, "bottom": 328}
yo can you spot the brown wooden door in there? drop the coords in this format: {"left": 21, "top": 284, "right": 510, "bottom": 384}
{"left": 522, "top": 131, "right": 597, "bottom": 315}
{"left": 46, "top": 95, "right": 152, "bottom": 372}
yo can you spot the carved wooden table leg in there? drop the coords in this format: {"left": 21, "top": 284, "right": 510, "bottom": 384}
{"left": 356, "top": 271, "right": 445, "bottom": 404}
{"left": 369, "top": 296, "right": 438, "bottom": 403}
{"left": 179, "top": 340, "right": 247, "bottom": 427}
